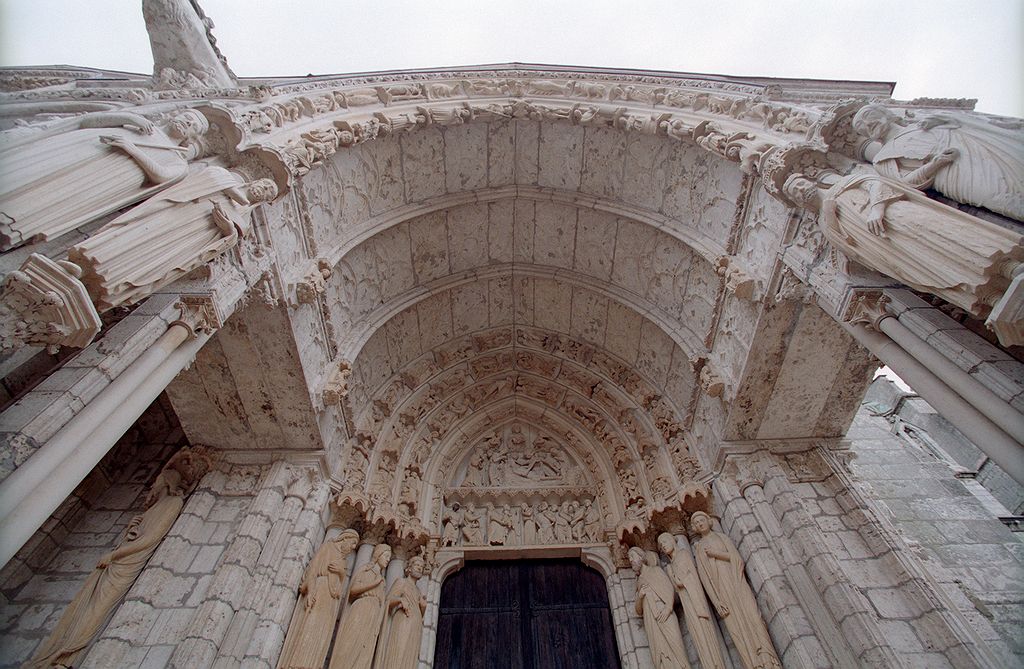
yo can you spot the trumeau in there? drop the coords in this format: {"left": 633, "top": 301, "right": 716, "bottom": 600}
{"left": 1, "top": 3, "right": 1023, "bottom": 669}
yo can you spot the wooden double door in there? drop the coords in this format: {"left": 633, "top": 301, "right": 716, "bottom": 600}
{"left": 434, "top": 559, "right": 622, "bottom": 669}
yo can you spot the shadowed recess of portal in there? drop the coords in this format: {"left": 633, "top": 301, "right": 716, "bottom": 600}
{"left": 434, "top": 559, "right": 621, "bottom": 669}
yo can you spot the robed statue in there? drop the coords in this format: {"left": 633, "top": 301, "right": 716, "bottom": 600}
{"left": 328, "top": 543, "right": 392, "bottom": 669}
{"left": 0, "top": 109, "right": 208, "bottom": 251}
{"left": 26, "top": 447, "right": 209, "bottom": 669}
{"left": 691, "top": 512, "right": 781, "bottom": 669}
{"left": 276, "top": 529, "right": 360, "bottom": 669}
{"left": 375, "top": 555, "right": 428, "bottom": 669}
{"left": 659, "top": 532, "right": 727, "bottom": 669}
{"left": 69, "top": 166, "right": 277, "bottom": 311}
{"left": 628, "top": 546, "right": 691, "bottom": 669}
{"left": 852, "top": 103, "right": 1024, "bottom": 221}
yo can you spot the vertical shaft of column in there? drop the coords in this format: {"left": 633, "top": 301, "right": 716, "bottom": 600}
{"left": 877, "top": 310, "right": 1024, "bottom": 443}
{"left": 842, "top": 322, "right": 1024, "bottom": 486}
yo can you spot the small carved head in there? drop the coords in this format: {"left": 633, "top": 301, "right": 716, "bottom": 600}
{"left": 657, "top": 532, "right": 675, "bottom": 556}
{"left": 334, "top": 528, "right": 360, "bottom": 554}
{"left": 246, "top": 178, "right": 279, "bottom": 204}
{"left": 627, "top": 546, "right": 646, "bottom": 573}
{"left": 372, "top": 543, "right": 392, "bottom": 567}
{"left": 783, "top": 174, "right": 822, "bottom": 210}
{"left": 690, "top": 511, "right": 713, "bottom": 536}
{"left": 851, "top": 104, "right": 898, "bottom": 141}
{"left": 168, "top": 109, "right": 210, "bottom": 140}
{"left": 407, "top": 555, "right": 426, "bottom": 579}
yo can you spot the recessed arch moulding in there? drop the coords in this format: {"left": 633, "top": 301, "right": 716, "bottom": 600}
{"left": 157, "top": 69, "right": 882, "bottom": 542}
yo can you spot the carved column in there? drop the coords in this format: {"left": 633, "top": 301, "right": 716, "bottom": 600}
{"left": 0, "top": 301, "right": 214, "bottom": 568}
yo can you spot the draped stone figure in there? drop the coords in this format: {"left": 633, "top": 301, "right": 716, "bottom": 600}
{"left": 329, "top": 543, "right": 392, "bottom": 669}
{"left": 628, "top": 547, "right": 691, "bottom": 669}
{"left": 374, "top": 556, "right": 427, "bottom": 669}
{"left": 691, "top": 512, "right": 781, "bottom": 669}
{"left": 658, "top": 532, "right": 727, "bottom": 669}
{"left": 852, "top": 103, "right": 1024, "bottom": 221}
{"left": 0, "top": 109, "right": 207, "bottom": 251}
{"left": 488, "top": 504, "right": 513, "bottom": 545}
{"left": 26, "top": 448, "right": 208, "bottom": 669}
{"left": 276, "top": 529, "right": 360, "bottom": 669}
{"left": 784, "top": 171, "right": 1023, "bottom": 319}
{"left": 69, "top": 166, "right": 278, "bottom": 311}
{"left": 520, "top": 503, "right": 538, "bottom": 544}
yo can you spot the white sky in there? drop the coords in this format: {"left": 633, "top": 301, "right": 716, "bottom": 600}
{"left": 1, "top": 0, "right": 1021, "bottom": 117}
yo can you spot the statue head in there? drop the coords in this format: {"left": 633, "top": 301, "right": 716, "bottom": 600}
{"left": 628, "top": 546, "right": 646, "bottom": 574}
{"left": 168, "top": 109, "right": 210, "bottom": 140}
{"left": 690, "top": 511, "right": 713, "bottom": 537}
{"left": 407, "top": 555, "right": 426, "bottom": 579}
{"left": 372, "top": 543, "right": 392, "bottom": 567}
{"left": 657, "top": 532, "right": 675, "bottom": 556}
{"left": 335, "top": 528, "right": 360, "bottom": 553}
{"left": 852, "top": 104, "right": 898, "bottom": 142}
{"left": 246, "top": 178, "right": 278, "bottom": 204}
{"left": 783, "top": 174, "right": 822, "bottom": 210}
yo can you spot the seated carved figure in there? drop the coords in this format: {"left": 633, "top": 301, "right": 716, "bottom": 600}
{"left": 69, "top": 166, "right": 277, "bottom": 311}
{"left": 0, "top": 109, "right": 208, "bottom": 250}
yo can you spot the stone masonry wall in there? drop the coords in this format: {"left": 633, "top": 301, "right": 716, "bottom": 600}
{"left": 0, "top": 394, "right": 187, "bottom": 668}
{"left": 844, "top": 402, "right": 1024, "bottom": 666}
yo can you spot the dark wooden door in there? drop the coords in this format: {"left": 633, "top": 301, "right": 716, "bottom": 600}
{"left": 434, "top": 559, "right": 621, "bottom": 669}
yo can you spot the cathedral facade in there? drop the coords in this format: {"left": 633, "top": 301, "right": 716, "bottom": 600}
{"left": 1, "top": 2, "right": 1022, "bottom": 667}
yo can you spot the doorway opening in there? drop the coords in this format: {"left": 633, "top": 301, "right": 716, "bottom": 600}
{"left": 434, "top": 558, "right": 621, "bottom": 669}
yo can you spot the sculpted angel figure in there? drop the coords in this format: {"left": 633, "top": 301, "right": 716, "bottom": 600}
{"left": 27, "top": 448, "right": 208, "bottom": 669}
{"left": 329, "top": 543, "right": 392, "bottom": 669}
{"left": 629, "top": 547, "right": 691, "bottom": 669}
{"left": 277, "top": 529, "right": 360, "bottom": 669}
{"left": 852, "top": 103, "right": 1024, "bottom": 221}
{"left": 658, "top": 532, "right": 727, "bottom": 669}
{"left": 691, "top": 512, "right": 781, "bottom": 669}
{"left": 0, "top": 109, "right": 208, "bottom": 250}
{"left": 68, "top": 166, "right": 277, "bottom": 311}
{"left": 783, "top": 170, "right": 1023, "bottom": 323}
{"left": 376, "top": 556, "right": 428, "bottom": 669}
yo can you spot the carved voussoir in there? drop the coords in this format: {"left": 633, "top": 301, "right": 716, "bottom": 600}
{"left": 0, "top": 254, "right": 101, "bottom": 353}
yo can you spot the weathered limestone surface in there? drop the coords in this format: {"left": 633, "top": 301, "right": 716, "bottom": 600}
{"left": 1, "top": 7, "right": 1023, "bottom": 667}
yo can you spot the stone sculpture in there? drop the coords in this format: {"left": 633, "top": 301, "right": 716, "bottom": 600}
{"left": 784, "top": 171, "right": 1023, "bottom": 322}
{"left": 629, "top": 546, "right": 691, "bottom": 669}
{"left": 329, "top": 543, "right": 392, "bottom": 669}
{"left": 277, "top": 529, "right": 360, "bottom": 669}
{"left": 691, "top": 512, "right": 781, "bottom": 669}
{"left": 69, "top": 166, "right": 278, "bottom": 311}
{"left": 852, "top": 103, "right": 1024, "bottom": 221}
{"left": 488, "top": 504, "right": 513, "bottom": 545}
{"left": 0, "top": 109, "right": 207, "bottom": 251}
{"left": 659, "top": 532, "right": 727, "bottom": 669}
{"left": 521, "top": 503, "right": 538, "bottom": 544}
{"left": 143, "top": 0, "right": 237, "bottom": 89}
{"left": 441, "top": 503, "right": 463, "bottom": 546}
{"left": 376, "top": 556, "right": 427, "bottom": 669}
{"left": 26, "top": 448, "right": 208, "bottom": 669}
{"left": 462, "top": 505, "right": 485, "bottom": 545}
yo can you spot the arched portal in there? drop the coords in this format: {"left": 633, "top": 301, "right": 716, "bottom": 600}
{"left": 434, "top": 559, "right": 622, "bottom": 669}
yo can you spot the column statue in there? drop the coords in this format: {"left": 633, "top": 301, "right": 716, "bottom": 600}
{"left": 276, "top": 529, "right": 360, "bottom": 669}
{"left": 0, "top": 109, "right": 208, "bottom": 250}
{"left": 68, "top": 166, "right": 278, "bottom": 311}
{"left": 329, "top": 543, "right": 392, "bottom": 669}
{"left": 852, "top": 103, "right": 1024, "bottom": 221}
{"left": 628, "top": 546, "right": 691, "bottom": 669}
{"left": 658, "top": 532, "right": 727, "bottom": 669}
{"left": 690, "top": 512, "right": 781, "bottom": 669}
{"left": 374, "top": 556, "right": 427, "bottom": 669}
{"left": 26, "top": 448, "right": 208, "bottom": 669}
{"left": 783, "top": 170, "right": 1023, "bottom": 320}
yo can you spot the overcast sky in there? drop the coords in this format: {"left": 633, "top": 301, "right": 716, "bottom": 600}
{"left": 1, "top": 0, "right": 1021, "bottom": 117}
